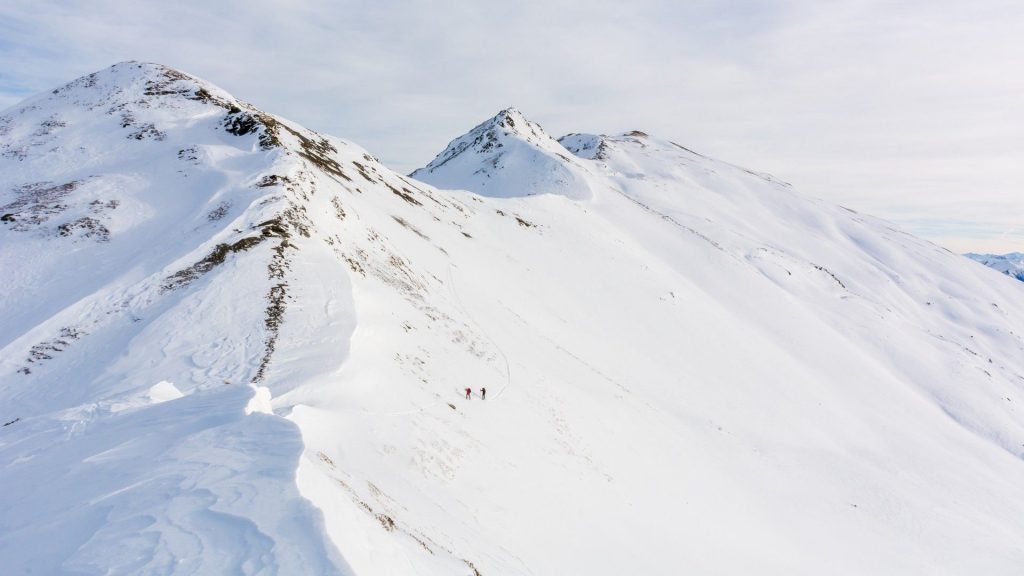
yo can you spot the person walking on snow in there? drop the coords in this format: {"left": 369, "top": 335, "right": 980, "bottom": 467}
{"left": 480, "top": 387, "right": 486, "bottom": 400}
{"left": 465, "top": 387, "right": 472, "bottom": 399}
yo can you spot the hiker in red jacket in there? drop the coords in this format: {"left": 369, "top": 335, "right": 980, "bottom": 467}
{"left": 465, "top": 387, "right": 471, "bottom": 399}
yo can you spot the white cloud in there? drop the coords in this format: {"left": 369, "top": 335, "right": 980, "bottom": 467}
{"left": 1, "top": 0, "right": 1021, "bottom": 252}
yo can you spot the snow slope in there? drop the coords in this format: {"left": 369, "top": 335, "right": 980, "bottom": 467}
{"left": 2, "top": 64, "right": 1024, "bottom": 575}
{"left": 966, "top": 252, "right": 1024, "bottom": 282}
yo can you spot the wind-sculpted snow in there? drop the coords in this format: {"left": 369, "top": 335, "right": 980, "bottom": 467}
{"left": 2, "top": 385, "right": 346, "bottom": 575}
{"left": 3, "top": 64, "right": 1024, "bottom": 575}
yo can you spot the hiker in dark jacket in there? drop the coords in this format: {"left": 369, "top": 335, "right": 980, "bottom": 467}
{"left": 480, "top": 387, "right": 487, "bottom": 400}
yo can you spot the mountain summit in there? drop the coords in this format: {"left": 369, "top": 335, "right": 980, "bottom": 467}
{"left": 3, "top": 64, "right": 1024, "bottom": 575}
{"left": 410, "top": 108, "right": 595, "bottom": 199}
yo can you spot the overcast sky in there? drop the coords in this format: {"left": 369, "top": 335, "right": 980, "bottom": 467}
{"left": 2, "top": 0, "right": 1021, "bottom": 253}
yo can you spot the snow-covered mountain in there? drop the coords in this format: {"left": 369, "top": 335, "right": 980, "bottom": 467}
{"left": 2, "top": 63, "right": 1024, "bottom": 575}
{"left": 409, "top": 107, "right": 595, "bottom": 200}
{"left": 966, "top": 252, "right": 1024, "bottom": 282}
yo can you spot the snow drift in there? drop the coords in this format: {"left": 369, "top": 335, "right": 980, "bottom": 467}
{"left": 2, "top": 62, "right": 1024, "bottom": 575}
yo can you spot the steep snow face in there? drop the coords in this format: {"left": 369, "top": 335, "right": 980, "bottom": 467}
{"left": 410, "top": 108, "right": 595, "bottom": 199}
{"left": 4, "top": 68, "right": 1024, "bottom": 576}
{"left": 966, "top": 252, "right": 1024, "bottom": 282}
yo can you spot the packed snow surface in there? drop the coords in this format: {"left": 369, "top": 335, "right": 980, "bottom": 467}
{"left": 2, "top": 63, "right": 1024, "bottom": 575}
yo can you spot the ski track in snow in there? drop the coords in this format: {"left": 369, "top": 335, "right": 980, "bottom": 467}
{"left": 446, "top": 263, "right": 512, "bottom": 400}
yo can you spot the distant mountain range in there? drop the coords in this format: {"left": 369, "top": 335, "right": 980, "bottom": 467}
{"left": 965, "top": 252, "right": 1024, "bottom": 282}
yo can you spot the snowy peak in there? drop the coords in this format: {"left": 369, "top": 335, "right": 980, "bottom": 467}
{"left": 557, "top": 132, "right": 608, "bottom": 160}
{"left": 0, "top": 61, "right": 267, "bottom": 169}
{"left": 560, "top": 130, "right": 704, "bottom": 165}
{"left": 410, "top": 108, "right": 595, "bottom": 200}
{"left": 559, "top": 129, "right": 791, "bottom": 194}
{"left": 422, "top": 107, "right": 554, "bottom": 161}
{"left": 482, "top": 107, "right": 543, "bottom": 140}
{"left": 0, "top": 60, "right": 373, "bottom": 175}
{"left": 558, "top": 130, "right": 659, "bottom": 160}
{"left": 6, "top": 61, "right": 238, "bottom": 120}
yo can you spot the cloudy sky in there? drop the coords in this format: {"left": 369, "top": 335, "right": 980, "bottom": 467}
{"left": 2, "top": 0, "right": 1021, "bottom": 253}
